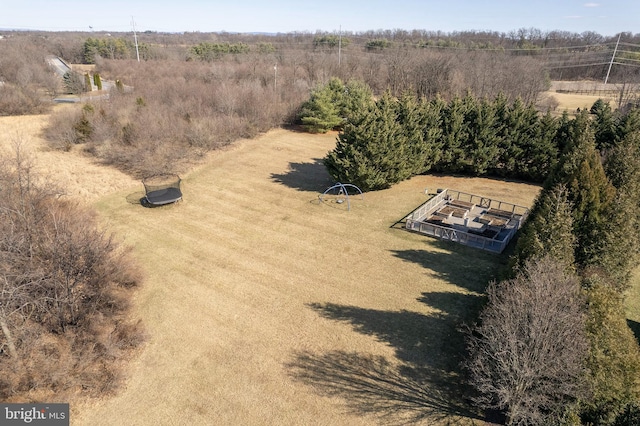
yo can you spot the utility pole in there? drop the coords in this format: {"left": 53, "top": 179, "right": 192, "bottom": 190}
{"left": 131, "top": 16, "right": 140, "bottom": 62}
{"left": 604, "top": 33, "right": 621, "bottom": 85}
{"left": 274, "top": 63, "right": 277, "bottom": 93}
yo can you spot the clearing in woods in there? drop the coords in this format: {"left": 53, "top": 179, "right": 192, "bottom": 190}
{"left": 2, "top": 110, "right": 543, "bottom": 424}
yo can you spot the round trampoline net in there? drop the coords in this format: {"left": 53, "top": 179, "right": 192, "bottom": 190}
{"left": 142, "top": 173, "right": 182, "bottom": 206}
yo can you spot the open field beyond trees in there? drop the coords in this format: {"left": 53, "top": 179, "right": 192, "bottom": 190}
{"left": 0, "top": 110, "right": 543, "bottom": 424}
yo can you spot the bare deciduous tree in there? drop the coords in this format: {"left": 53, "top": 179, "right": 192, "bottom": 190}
{"left": 466, "top": 256, "right": 589, "bottom": 425}
{"left": 0, "top": 142, "right": 144, "bottom": 400}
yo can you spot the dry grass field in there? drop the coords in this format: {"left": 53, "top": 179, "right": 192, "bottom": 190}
{"left": 0, "top": 110, "right": 541, "bottom": 424}
{"left": 546, "top": 91, "right": 615, "bottom": 111}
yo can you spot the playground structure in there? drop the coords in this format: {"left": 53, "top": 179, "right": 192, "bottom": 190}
{"left": 318, "top": 183, "right": 363, "bottom": 211}
{"left": 142, "top": 174, "right": 183, "bottom": 206}
{"left": 405, "top": 188, "right": 529, "bottom": 253}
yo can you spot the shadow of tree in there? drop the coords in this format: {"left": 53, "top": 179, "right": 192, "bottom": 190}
{"left": 627, "top": 319, "right": 640, "bottom": 345}
{"left": 309, "top": 303, "right": 459, "bottom": 368}
{"left": 287, "top": 350, "right": 479, "bottom": 425}
{"left": 271, "top": 158, "right": 333, "bottom": 192}
{"left": 390, "top": 245, "right": 506, "bottom": 293}
{"left": 417, "top": 291, "right": 485, "bottom": 324}
{"left": 288, "top": 303, "right": 483, "bottom": 423}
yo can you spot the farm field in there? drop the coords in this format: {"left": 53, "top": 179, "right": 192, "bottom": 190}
{"left": 545, "top": 90, "right": 616, "bottom": 112}
{"left": 0, "top": 111, "right": 543, "bottom": 424}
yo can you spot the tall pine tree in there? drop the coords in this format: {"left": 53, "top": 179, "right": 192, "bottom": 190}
{"left": 511, "top": 184, "right": 576, "bottom": 272}
{"left": 598, "top": 131, "right": 640, "bottom": 290}
{"left": 544, "top": 110, "right": 616, "bottom": 267}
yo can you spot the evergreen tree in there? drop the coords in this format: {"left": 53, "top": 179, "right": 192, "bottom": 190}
{"left": 436, "top": 95, "right": 470, "bottom": 173}
{"left": 501, "top": 99, "right": 557, "bottom": 181}
{"left": 341, "top": 79, "right": 375, "bottom": 118}
{"left": 496, "top": 95, "right": 525, "bottom": 176}
{"left": 545, "top": 111, "right": 616, "bottom": 267}
{"left": 324, "top": 92, "right": 411, "bottom": 191}
{"left": 591, "top": 99, "right": 618, "bottom": 151}
{"left": 62, "top": 71, "right": 86, "bottom": 94}
{"left": 93, "top": 73, "right": 102, "bottom": 91}
{"left": 519, "top": 111, "right": 560, "bottom": 182}
{"left": 420, "top": 96, "right": 446, "bottom": 173}
{"left": 511, "top": 184, "right": 576, "bottom": 272}
{"left": 553, "top": 111, "right": 573, "bottom": 155}
{"left": 612, "top": 402, "right": 640, "bottom": 426}
{"left": 84, "top": 73, "right": 92, "bottom": 92}
{"left": 581, "top": 275, "right": 640, "bottom": 425}
{"left": 617, "top": 107, "right": 640, "bottom": 141}
{"left": 299, "top": 78, "right": 373, "bottom": 133}
{"left": 396, "top": 93, "right": 428, "bottom": 176}
{"left": 598, "top": 131, "right": 640, "bottom": 290}
{"left": 465, "top": 96, "right": 502, "bottom": 175}
{"left": 299, "top": 78, "right": 345, "bottom": 133}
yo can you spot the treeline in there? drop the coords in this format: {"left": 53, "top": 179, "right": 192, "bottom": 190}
{"left": 467, "top": 112, "right": 640, "bottom": 424}
{"left": 0, "top": 144, "right": 144, "bottom": 400}
{"left": 0, "top": 29, "right": 630, "bottom": 114}
{"left": 319, "top": 79, "right": 638, "bottom": 191}
{"left": 3, "top": 28, "right": 637, "bottom": 120}
{"left": 324, "top": 90, "right": 558, "bottom": 190}
{"left": 83, "top": 33, "right": 550, "bottom": 102}
{"left": 73, "top": 29, "right": 640, "bottom": 84}
{"left": 187, "top": 41, "right": 250, "bottom": 61}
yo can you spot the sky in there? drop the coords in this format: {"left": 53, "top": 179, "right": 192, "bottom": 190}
{"left": 0, "top": 0, "right": 637, "bottom": 36}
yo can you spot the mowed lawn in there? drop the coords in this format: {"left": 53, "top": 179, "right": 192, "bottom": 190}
{"left": 0, "top": 112, "right": 541, "bottom": 424}
{"left": 61, "top": 128, "right": 538, "bottom": 425}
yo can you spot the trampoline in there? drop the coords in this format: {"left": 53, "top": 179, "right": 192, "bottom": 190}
{"left": 142, "top": 173, "right": 182, "bottom": 206}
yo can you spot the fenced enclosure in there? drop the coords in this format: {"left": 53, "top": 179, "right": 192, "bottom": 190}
{"left": 404, "top": 189, "right": 530, "bottom": 253}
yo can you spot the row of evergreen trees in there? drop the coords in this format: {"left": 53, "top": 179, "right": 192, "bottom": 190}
{"left": 300, "top": 79, "right": 640, "bottom": 192}
{"left": 469, "top": 109, "right": 640, "bottom": 424}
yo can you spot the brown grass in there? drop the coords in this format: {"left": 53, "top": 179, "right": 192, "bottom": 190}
{"left": 0, "top": 107, "right": 138, "bottom": 202}
{"left": 3, "top": 111, "right": 545, "bottom": 424}
{"left": 542, "top": 90, "right": 618, "bottom": 113}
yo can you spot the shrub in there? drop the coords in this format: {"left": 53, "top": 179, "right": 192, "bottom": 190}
{"left": 0, "top": 146, "right": 144, "bottom": 400}
{"left": 93, "top": 72, "right": 103, "bottom": 90}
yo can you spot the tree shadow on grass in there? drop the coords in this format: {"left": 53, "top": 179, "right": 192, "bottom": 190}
{"left": 418, "top": 291, "right": 485, "bottom": 325}
{"left": 288, "top": 350, "right": 478, "bottom": 425}
{"left": 390, "top": 243, "right": 505, "bottom": 294}
{"left": 627, "top": 319, "right": 640, "bottom": 345}
{"left": 271, "top": 158, "right": 333, "bottom": 193}
{"left": 286, "top": 302, "right": 483, "bottom": 424}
